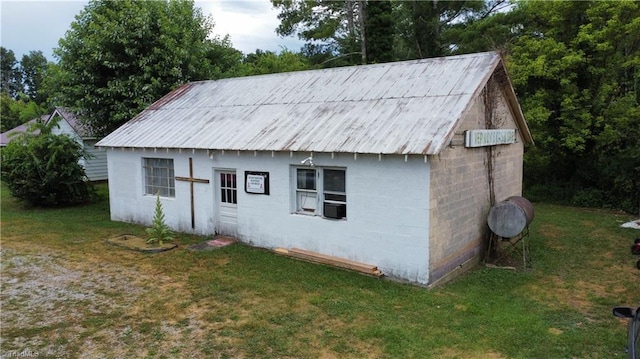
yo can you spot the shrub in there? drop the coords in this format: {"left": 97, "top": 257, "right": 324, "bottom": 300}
{"left": 571, "top": 188, "right": 606, "bottom": 208}
{"left": 146, "top": 193, "right": 173, "bottom": 246}
{"left": 1, "top": 118, "right": 95, "bottom": 206}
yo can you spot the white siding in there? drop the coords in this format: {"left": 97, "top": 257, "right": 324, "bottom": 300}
{"left": 83, "top": 140, "right": 108, "bottom": 181}
{"left": 106, "top": 149, "right": 432, "bottom": 284}
{"left": 49, "top": 114, "right": 107, "bottom": 181}
{"left": 51, "top": 116, "right": 82, "bottom": 142}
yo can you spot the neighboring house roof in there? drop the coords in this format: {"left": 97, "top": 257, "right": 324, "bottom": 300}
{"left": 0, "top": 116, "right": 46, "bottom": 146}
{"left": 50, "top": 107, "right": 95, "bottom": 139}
{"left": 97, "top": 52, "right": 532, "bottom": 155}
{"left": 0, "top": 107, "right": 94, "bottom": 147}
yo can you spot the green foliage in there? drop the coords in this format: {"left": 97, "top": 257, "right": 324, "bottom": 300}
{"left": 274, "top": 0, "right": 507, "bottom": 66}
{"left": 0, "top": 93, "right": 22, "bottom": 132}
{"left": 145, "top": 193, "right": 173, "bottom": 246}
{"left": 2, "top": 47, "right": 51, "bottom": 106}
{"left": 273, "top": 0, "right": 354, "bottom": 43}
{"left": 0, "top": 117, "right": 95, "bottom": 207}
{"left": 507, "top": 0, "right": 640, "bottom": 214}
{"left": 0, "top": 47, "right": 23, "bottom": 97}
{"left": 365, "top": 0, "right": 395, "bottom": 63}
{"left": 19, "top": 51, "right": 49, "bottom": 103}
{"left": 398, "top": 0, "right": 486, "bottom": 58}
{"left": 0, "top": 93, "right": 48, "bottom": 132}
{"left": 272, "top": 0, "right": 364, "bottom": 66}
{"left": 49, "top": 0, "right": 243, "bottom": 137}
{"left": 241, "top": 49, "right": 310, "bottom": 75}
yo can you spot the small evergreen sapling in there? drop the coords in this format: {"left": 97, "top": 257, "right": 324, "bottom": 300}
{"left": 146, "top": 193, "right": 173, "bottom": 246}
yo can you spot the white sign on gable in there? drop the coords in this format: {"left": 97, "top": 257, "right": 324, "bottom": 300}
{"left": 465, "top": 129, "right": 516, "bottom": 148}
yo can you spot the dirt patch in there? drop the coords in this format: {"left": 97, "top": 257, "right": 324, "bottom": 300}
{"left": 188, "top": 236, "right": 236, "bottom": 251}
{"left": 105, "top": 234, "right": 177, "bottom": 253}
{"left": 0, "top": 248, "right": 148, "bottom": 357}
{"left": 538, "top": 224, "right": 565, "bottom": 250}
{"left": 0, "top": 247, "right": 233, "bottom": 358}
{"left": 436, "top": 347, "right": 507, "bottom": 359}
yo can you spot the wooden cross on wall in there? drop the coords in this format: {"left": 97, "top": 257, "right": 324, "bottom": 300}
{"left": 175, "top": 157, "right": 210, "bottom": 229}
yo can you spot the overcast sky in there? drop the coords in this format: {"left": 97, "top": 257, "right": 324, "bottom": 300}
{"left": 0, "top": 0, "right": 305, "bottom": 62}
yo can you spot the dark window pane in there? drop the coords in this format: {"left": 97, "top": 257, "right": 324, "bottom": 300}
{"left": 324, "top": 169, "right": 345, "bottom": 192}
{"left": 325, "top": 193, "right": 346, "bottom": 202}
{"left": 297, "top": 169, "right": 316, "bottom": 190}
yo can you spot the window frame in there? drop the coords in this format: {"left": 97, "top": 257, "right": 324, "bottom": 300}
{"left": 293, "top": 166, "right": 346, "bottom": 219}
{"left": 142, "top": 157, "right": 175, "bottom": 198}
{"left": 295, "top": 168, "right": 318, "bottom": 214}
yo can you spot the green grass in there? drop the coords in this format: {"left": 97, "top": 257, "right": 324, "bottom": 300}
{"left": 1, "top": 182, "right": 638, "bottom": 358}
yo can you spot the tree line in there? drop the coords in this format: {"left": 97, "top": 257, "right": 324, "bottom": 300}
{"left": 0, "top": 49, "right": 49, "bottom": 132}
{"left": 0, "top": 0, "right": 638, "bottom": 213}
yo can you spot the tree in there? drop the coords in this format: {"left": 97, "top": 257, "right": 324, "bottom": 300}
{"left": 0, "top": 93, "right": 23, "bottom": 132}
{"left": 49, "top": 0, "right": 242, "bottom": 137}
{"left": 1, "top": 47, "right": 23, "bottom": 97}
{"left": 146, "top": 193, "right": 174, "bottom": 246}
{"left": 20, "top": 51, "right": 48, "bottom": 104}
{"left": 274, "top": 0, "right": 509, "bottom": 66}
{"left": 364, "top": 0, "right": 394, "bottom": 63}
{"left": 506, "top": 0, "right": 640, "bottom": 213}
{"left": 1, "top": 116, "right": 95, "bottom": 207}
{"left": 445, "top": 1, "right": 522, "bottom": 55}
{"left": 395, "top": 0, "right": 489, "bottom": 59}
{"left": 272, "top": 0, "right": 366, "bottom": 65}
{"left": 0, "top": 92, "right": 48, "bottom": 132}
{"left": 242, "top": 49, "right": 310, "bottom": 75}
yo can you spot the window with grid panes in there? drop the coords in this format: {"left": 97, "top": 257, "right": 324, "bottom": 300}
{"left": 143, "top": 158, "right": 175, "bottom": 197}
{"left": 220, "top": 172, "right": 237, "bottom": 204}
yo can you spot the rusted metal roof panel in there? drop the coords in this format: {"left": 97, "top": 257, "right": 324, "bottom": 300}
{"left": 98, "top": 52, "right": 522, "bottom": 155}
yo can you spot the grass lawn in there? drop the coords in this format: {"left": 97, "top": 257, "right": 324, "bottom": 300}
{"left": 1, "top": 182, "right": 638, "bottom": 358}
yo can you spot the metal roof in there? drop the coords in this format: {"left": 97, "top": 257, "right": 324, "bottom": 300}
{"left": 1, "top": 107, "right": 95, "bottom": 147}
{"left": 97, "top": 51, "right": 530, "bottom": 155}
{"left": 0, "top": 117, "right": 43, "bottom": 146}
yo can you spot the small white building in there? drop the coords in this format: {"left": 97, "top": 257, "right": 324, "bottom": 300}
{"left": 97, "top": 52, "right": 533, "bottom": 286}
{"left": 1, "top": 107, "right": 108, "bottom": 182}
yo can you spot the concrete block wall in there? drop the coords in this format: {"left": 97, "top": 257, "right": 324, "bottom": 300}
{"left": 428, "top": 80, "right": 525, "bottom": 284}
{"left": 489, "top": 93, "right": 525, "bottom": 202}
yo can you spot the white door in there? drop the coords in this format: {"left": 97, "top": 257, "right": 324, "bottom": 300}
{"left": 215, "top": 170, "right": 238, "bottom": 236}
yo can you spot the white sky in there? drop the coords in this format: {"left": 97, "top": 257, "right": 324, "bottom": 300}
{"left": 0, "top": 0, "right": 305, "bottom": 62}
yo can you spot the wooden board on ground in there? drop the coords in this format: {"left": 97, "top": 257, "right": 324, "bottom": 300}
{"left": 275, "top": 247, "right": 383, "bottom": 277}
